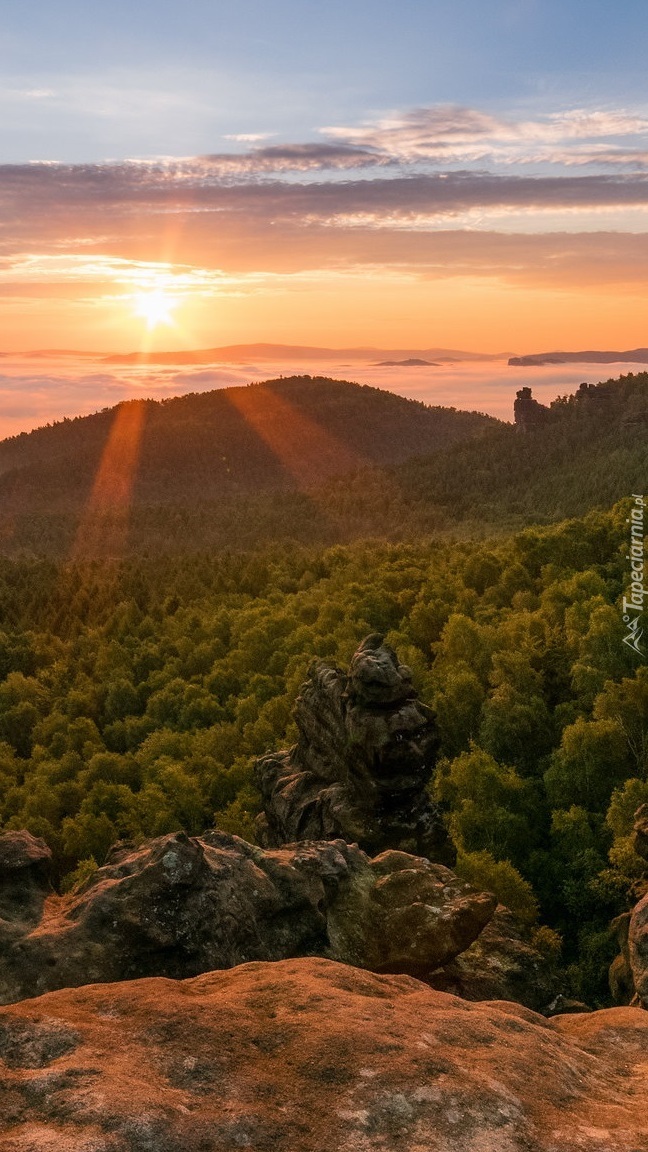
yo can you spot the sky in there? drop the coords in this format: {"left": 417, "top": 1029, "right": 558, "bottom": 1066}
{"left": 1, "top": 0, "right": 648, "bottom": 429}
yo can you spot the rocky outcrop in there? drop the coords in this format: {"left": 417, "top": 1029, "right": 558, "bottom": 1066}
{"left": 1, "top": 957, "right": 647, "bottom": 1152}
{"left": 513, "top": 386, "right": 550, "bottom": 431}
{"left": 343, "top": 849, "right": 495, "bottom": 978}
{"left": 0, "top": 829, "right": 495, "bottom": 1006}
{"left": 255, "top": 634, "right": 455, "bottom": 864}
{"left": 0, "top": 831, "right": 52, "bottom": 941}
{"left": 428, "top": 905, "right": 559, "bottom": 1012}
{"left": 609, "top": 911, "right": 635, "bottom": 1006}
{"left": 609, "top": 805, "right": 648, "bottom": 1008}
{"left": 633, "top": 802, "right": 648, "bottom": 862}
{"left": 628, "top": 807, "right": 648, "bottom": 1006}
{"left": 629, "top": 893, "right": 648, "bottom": 1008}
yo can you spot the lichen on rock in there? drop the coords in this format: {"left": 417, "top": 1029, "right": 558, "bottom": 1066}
{"left": 1, "top": 957, "right": 647, "bottom": 1152}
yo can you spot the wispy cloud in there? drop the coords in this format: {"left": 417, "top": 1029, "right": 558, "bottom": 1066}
{"left": 4, "top": 161, "right": 648, "bottom": 220}
{"left": 323, "top": 105, "right": 648, "bottom": 167}
{"left": 0, "top": 254, "right": 231, "bottom": 291}
{"left": 2, "top": 103, "right": 648, "bottom": 314}
{"left": 5, "top": 88, "right": 57, "bottom": 101}
{"left": 223, "top": 133, "right": 276, "bottom": 144}
{"left": 3, "top": 231, "right": 648, "bottom": 297}
{"left": 199, "top": 142, "right": 390, "bottom": 172}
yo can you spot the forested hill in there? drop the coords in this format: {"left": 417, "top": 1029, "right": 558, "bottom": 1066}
{"left": 0, "top": 375, "right": 495, "bottom": 500}
{"left": 0, "top": 370, "right": 645, "bottom": 556}
{"left": 379, "top": 369, "right": 648, "bottom": 527}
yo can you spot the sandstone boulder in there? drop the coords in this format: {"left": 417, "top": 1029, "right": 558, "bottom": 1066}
{"left": 255, "top": 634, "right": 455, "bottom": 864}
{"left": 0, "top": 829, "right": 495, "bottom": 1006}
{"left": 428, "top": 905, "right": 560, "bottom": 1012}
{"left": 331, "top": 849, "right": 496, "bottom": 978}
{"left": 0, "top": 957, "right": 646, "bottom": 1152}
{"left": 0, "top": 830, "right": 53, "bottom": 942}
{"left": 629, "top": 889, "right": 648, "bottom": 1008}
{"left": 609, "top": 912, "right": 635, "bottom": 1006}
{"left": 609, "top": 806, "right": 648, "bottom": 1008}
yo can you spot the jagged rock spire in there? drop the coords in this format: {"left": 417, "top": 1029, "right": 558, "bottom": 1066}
{"left": 255, "top": 635, "right": 455, "bottom": 865}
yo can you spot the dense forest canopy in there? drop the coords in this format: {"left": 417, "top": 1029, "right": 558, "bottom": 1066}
{"left": 0, "top": 371, "right": 646, "bottom": 1002}
{"left": 0, "top": 498, "right": 646, "bottom": 1004}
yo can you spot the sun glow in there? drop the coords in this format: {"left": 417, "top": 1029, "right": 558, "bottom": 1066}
{"left": 132, "top": 287, "right": 179, "bottom": 329}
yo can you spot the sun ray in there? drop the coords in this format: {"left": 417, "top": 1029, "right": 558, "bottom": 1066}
{"left": 226, "top": 383, "right": 369, "bottom": 488}
{"left": 72, "top": 400, "right": 146, "bottom": 561}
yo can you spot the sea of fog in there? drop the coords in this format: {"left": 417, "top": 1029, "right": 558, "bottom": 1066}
{"left": 0, "top": 354, "right": 644, "bottom": 441}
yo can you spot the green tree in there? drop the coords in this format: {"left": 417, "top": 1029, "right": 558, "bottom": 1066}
{"left": 545, "top": 716, "right": 631, "bottom": 812}
{"left": 436, "top": 745, "right": 535, "bottom": 866}
{"left": 456, "top": 850, "right": 538, "bottom": 925}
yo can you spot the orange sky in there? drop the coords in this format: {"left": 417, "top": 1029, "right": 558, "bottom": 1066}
{"left": 2, "top": 0, "right": 648, "bottom": 360}
{"left": 2, "top": 272, "right": 647, "bottom": 356}
{"left": 2, "top": 144, "right": 648, "bottom": 355}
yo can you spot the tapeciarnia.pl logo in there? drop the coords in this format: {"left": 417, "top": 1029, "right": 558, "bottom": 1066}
{"left": 622, "top": 493, "right": 646, "bottom": 657}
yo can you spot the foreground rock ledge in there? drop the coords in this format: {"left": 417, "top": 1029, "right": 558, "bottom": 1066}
{"left": 0, "top": 829, "right": 496, "bottom": 1007}
{"left": 0, "top": 958, "right": 646, "bottom": 1152}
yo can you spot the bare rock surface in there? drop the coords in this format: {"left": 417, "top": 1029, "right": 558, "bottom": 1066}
{"left": 609, "top": 912, "right": 635, "bottom": 1006}
{"left": 0, "top": 957, "right": 647, "bottom": 1152}
{"left": 0, "top": 829, "right": 495, "bottom": 1006}
{"left": 256, "top": 634, "right": 455, "bottom": 864}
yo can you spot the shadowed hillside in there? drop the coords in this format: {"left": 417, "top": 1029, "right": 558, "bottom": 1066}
{"left": 0, "top": 375, "right": 495, "bottom": 502}
{"left": 0, "top": 375, "right": 496, "bottom": 555}
{"left": 0, "top": 371, "right": 645, "bottom": 556}
{"left": 385, "top": 369, "right": 648, "bottom": 525}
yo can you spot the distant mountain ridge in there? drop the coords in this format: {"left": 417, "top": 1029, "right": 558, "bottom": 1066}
{"left": 376, "top": 358, "right": 438, "bottom": 367}
{"left": 0, "top": 343, "right": 510, "bottom": 364}
{"left": 509, "top": 348, "right": 648, "bottom": 366}
{"left": 101, "top": 343, "right": 507, "bottom": 365}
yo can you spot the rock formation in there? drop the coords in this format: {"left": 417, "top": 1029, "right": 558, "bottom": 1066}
{"left": 0, "top": 640, "right": 561, "bottom": 1015}
{"left": 610, "top": 805, "right": 648, "bottom": 1008}
{"left": 609, "top": 911, "right": 635, "bottom": 1006}
{"left": 428, "top": 905, "right": 559, "bottom": 1012}
{"left": 627, "top": 806, "right": 648, "bottom": 1008}
{"left": 0, "top": 830, "right": 52, "bottom": 940}
{"left": 633, "top": 802, "right": 648, "bottom": 862}
{"left": 629, "top": 893, "right": 648, "bottom": 1009}
{"left": 1, "top": 957, "right": 647, "bottom": 1152}
{"left": 255, "top": 634, "right": 455, "bottom": 865}
{"left": 513, "top": 386, "right": 550, "bottom": 432}
{"left": 0, "top": 828, "right": 495, "bottom": 1006}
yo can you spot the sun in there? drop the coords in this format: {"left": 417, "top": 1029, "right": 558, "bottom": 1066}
{"left": 132, "top": 288, "right": 178, "bottom": 329}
